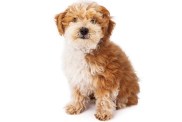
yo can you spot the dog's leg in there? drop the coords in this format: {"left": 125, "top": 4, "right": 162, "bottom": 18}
{"left": 116, "top": 71, "right": 139, "bottom": 109}
{"left": 116, "top": 92, "right": 138, "bottom": 110}
{"left": 65, "top": 88, "right": 88, "bottom": 114}
{"left": 116, "top": 92, "right": 128, "bottom": 110}
{"left": 94, "top": 89, "right": 116, "bottom": 121}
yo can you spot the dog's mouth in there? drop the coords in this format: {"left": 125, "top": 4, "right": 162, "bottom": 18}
{"left": 80, "top": 35, "right": 89, "bottom": 39}
{"left": 78, "top": 34, "right": 90, "bottom": 39}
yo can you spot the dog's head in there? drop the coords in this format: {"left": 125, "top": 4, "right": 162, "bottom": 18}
{"left": 55, "top": 2, "right": 115, "bottom": 51}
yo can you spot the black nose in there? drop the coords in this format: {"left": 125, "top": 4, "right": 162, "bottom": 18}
{"left": 80, "top": 27, "right": 89, "bottom": 35}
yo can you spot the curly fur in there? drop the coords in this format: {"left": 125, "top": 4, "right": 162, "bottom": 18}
{"left": 55, "top": 2, "right": 139, "bottom": 121}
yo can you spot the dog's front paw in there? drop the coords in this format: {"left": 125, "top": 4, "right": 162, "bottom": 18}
{"left": 95, "top": 111, "right": 112, "bottom": 121}
{"left": 65, "top": 104, "right": 85, "bottom": 115}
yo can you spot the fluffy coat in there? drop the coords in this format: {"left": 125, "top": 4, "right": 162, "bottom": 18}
{"left": 55, "top": 2, "right": 139, "bottom": 121}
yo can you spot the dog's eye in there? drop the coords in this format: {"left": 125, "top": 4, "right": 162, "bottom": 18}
{"left": 91, "top": 19, "right": 96, "bottom": 24}
{"left": 72, "top": 17, "right": 77, "bottom": 22}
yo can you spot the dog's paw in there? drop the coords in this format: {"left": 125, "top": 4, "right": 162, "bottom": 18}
{"left": 65, "top": 104, "right": 84, "bottom": 115}
{"left": 95, "top": 112, "right": 112, "bottom": 121}
{"left": 116, "top": 103, "right": 126, "bottom": 110}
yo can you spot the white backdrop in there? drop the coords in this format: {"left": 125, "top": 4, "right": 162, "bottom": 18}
{"left": 0, "top": 0, "right": 182, "bottom": 122}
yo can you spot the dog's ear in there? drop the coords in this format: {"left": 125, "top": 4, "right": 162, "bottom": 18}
{"left": 55, "top": 11, "right": 66, "bottom": 35}
{"left": 98, "top": 6, "right": 115, "bottom": 38}
{"left": 107, "top": 19, "right": 115, "bottom": 37}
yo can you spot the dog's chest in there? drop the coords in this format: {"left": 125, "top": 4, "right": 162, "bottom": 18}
{"left": 63, "top": 46, "right": 93, "bottom": 95}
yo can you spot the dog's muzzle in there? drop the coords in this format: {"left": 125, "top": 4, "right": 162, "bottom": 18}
{"left": 79, "top": 27, "right": 89, "bottom": 39}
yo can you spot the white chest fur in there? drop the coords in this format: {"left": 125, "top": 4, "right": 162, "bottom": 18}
{"left": 63, "top": 43, "right": 93, "bottom": 96}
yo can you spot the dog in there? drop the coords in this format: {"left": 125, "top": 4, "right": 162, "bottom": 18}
{"left": 55, "top": 2, "right": 139, "bottom": 121}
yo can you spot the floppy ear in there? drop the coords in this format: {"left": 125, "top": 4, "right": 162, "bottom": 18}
{"left": 107, "top": 19, "right": 115, "bottom": 37}
{"left": 55, "top": 12, "right": 66, "bottom": 35}
{"left": 98, "top": 6, "right": 115, "bottom": 38}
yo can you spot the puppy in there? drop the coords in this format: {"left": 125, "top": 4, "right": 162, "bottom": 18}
{"left": 55, "top": 2, "right": 139, "bottom": 121}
